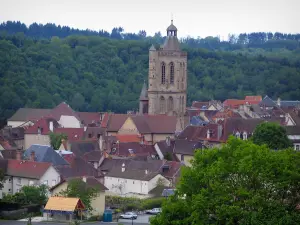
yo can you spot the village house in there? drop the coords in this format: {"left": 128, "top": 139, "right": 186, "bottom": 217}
{"left": 0, "top": 156, "right": 61, "bottom": 198}
{"left": 105, "top": 114, "right": 177, "bottom": 145}
{"left": 50, "top": 176, "right": 108, "bottom": 216}
{"left": 99, "top": 158, "right": 182, "bottom": 197}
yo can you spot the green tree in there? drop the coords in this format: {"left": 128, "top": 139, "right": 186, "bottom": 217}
{"left": 151, "top": 137, "right": 300, "bottom": 225}
{"left": 59, "top": 179, "right": 99, "bottom": 211}
{"left": 163, "top": 152, "right": 172, "bottom": 161}
{"left": 252, "top": 122, "right": 292, "bottom": 149}
{"left": 49, "top": 132, "right": 68, "bottom": 150}
{"left": 2, "top": 185, "right": 47, "bottom": 205}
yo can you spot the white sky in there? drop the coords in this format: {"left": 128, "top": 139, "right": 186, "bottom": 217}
{"left": 0, "top": 0, "right": 299, "bottom": 39}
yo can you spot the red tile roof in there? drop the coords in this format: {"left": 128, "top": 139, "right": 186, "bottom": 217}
{"left": 54, "top": 128, "right": 84, "bottom": 142}
{"left": 47, "top": 102, "right": 80, "bottom": 122}
{"left": 116, "top": 134, "right": 141, "bottom": 143}
{"left": 6, "top": 159, "right": 52, "bottom": 179}
{"left": 25, "top": 117, "right": 59, "bottom": 135}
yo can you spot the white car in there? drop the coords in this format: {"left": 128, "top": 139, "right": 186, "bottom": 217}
{"left": 120, "top": 212, "right": 138, "bottom": 219}
{"left": 146, "top": 208, "right": 162, "bottom": 215}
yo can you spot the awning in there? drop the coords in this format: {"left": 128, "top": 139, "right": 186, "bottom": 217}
{"left": 44, "top": 197, "right": 85, "bottom": 214}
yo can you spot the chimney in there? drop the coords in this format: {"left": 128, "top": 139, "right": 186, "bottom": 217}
{"left": 30, "top": 151, "right": 35, "bottom": 161}
{"left": 206, "top": 129, "right": 210, "bottom": 139}
{"left": 145, "top": 169, "right": 148, "bottom": 175}
{"left": 16, "top": 150, "right": 21, "bottom": 161}
{"left": 140, "top": 135, "right": 144, "bottom": 145}
{"left": 121, "top": 163, "right": 125, "bottom": 172}
{"left": 166, "top": 136, "right": 170, "bottom": 146}
{"left": 49, "top": 121, "right": 54, "bottom": 132}
{"left": 84, "top": 126, "right": 87, "bottom": 131}
{"left": 277, "top": 98, "right": 281, "bottom": 107}
{"left": 99, "top": 135, "right": 103, "bottom": 151}
{"left": 82, "top": 176, "right": 87, "bottom": 183}
{"left": 217, "top": 125, "right": 223, "bottom": 140}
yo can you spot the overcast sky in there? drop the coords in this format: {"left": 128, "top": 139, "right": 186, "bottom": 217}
{"left": 0, "top": 0, "right": 298, "bottom": 39}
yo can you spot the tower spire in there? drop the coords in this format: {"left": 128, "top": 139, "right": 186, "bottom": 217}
{"left": 171, "top": 13, "right": 173, "bottom": 24}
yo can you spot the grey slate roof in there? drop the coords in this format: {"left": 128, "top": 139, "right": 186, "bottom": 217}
{"left": 173, "top": 140, "right": 203, "bottom": 155}
{"left": 24, "top": 144, "right": 69, "bottom": 166}
{"left": 70, "top": 140, "right": 99, "bottom": 157}
{"left": 163, "top": 36, "right": 181, "bottom": 51}
{"left": 8, "top": 108, "right": 51, "bottom": 121}
{"left": 106, "top": 167, "right": 159, "bottom": 181}
{"left": 149, "top": 44, "right": 156, "bottom": 51}
{"left": 259, "top": 96, "right": 276, "bottom": 107}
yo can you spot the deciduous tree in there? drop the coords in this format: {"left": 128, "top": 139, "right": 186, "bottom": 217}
{"left": 49, "top": 132, "right": 68, "bottom": 150}
{"left": 151, "top": 137, "right": 300, "bottom": 225}
{"left": 252, "top": 122, "right": 292, "bottom": 149}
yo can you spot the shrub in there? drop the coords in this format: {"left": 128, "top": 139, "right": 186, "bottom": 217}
{"left": 88, "top": 214, "right": 103, "bottom": 221}
{"left": 141, "top": 198, "right": 164, "bottom": 210}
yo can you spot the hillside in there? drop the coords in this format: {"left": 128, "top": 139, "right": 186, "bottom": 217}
{"left": 0, "top": 22, "right": 300, "bottom": 127}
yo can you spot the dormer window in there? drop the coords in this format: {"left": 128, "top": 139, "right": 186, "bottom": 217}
{"left": 243, "top": 132, "right": 248, "bottom": 140}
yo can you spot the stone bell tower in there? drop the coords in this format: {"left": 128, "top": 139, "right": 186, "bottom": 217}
{"left": 147, "top": 20, "right": 187, "bottom": 129}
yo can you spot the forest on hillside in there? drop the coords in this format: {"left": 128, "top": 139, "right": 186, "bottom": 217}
{"left": 0, "top": 21, "right": 300, "bottom": 127}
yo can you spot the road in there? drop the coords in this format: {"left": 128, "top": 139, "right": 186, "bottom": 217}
{"left": 0, "top": 218, "right": 151, "bottom": 225}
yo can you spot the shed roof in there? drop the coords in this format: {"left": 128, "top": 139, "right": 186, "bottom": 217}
{"left": 44, "top": 197, "right": 85, "bottom": 212}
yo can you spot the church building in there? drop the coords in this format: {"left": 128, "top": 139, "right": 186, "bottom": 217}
{"left": 139, "top": 20, "right": 188, "bottom": 130}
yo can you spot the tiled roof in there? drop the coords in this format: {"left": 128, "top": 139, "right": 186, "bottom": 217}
{"left": 77, "top": 112, "right": 101, "bottom": 126}
{"left": 100, "top": 113, "right": 110, "bottom": 128}
{"left": 173, "top": 140, "right": 203, "bottom": 155}
{"left": 54, "top": 128, "right": 84, "bottom": 142}
{"left": 25, "top": 144, "right": 69, "bottom": 166}
{"left": 70, "top": 139, "right": 99, "bottom": 157}
{"left": 155, "top": 140, "right": 176, "bottom": 160}
{"left": 5, "top": 159, "right": 51, "bottom": 179}
{"left": 107, "top": 114, "right": 177, "bottom": 134}
{"left": 109, "top": 142, "right": 156, "bottom": 157}
{"left": 8, "top": 108, "right": 51, "bottom": 122}
{"left": 191, "top": 101, "right": 209, "bottom": 109}
{"left": 55, "top": 156, "right": 102, "bottom": 179}
{"left": 83, "top": 151, "right": 102, "bottom": 162}
{"left": 259, "top": 96, "right": 277, "bottom": 107}
{"left": 285, "top": 126, "right": 300, "bottom": 135}
{"left": 0, "top": 127, "right": 25, "bottom": 141}
{"left": 46, "top": 102, "right": 80, "bottom": 122}
{"left": 116, "top": 134, "right": 141, "bottom": 143}
{"left": 25, "top": 117, "right": 59, "bottom": 135}
{"left": 84, "top": 127, "right": 105, "bottom": 139}
{"left": 0, "top": 149, "right": 25, "bottom": 159}
{"left": 106, "top": 167, "right": 159, "bottom": 181}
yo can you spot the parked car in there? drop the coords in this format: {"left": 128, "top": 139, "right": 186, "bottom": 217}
{"left": 145, "top": 208, "right": 162, "bottom": 215}
{"left": 119, "top": 212, "right": 138, "bottom": 219}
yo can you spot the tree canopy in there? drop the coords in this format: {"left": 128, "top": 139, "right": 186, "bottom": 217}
{"left": 0, "top": 169, "right": 5, "bottom": 189}
{"left": 49, "top": 132, "right": 68, "bottom": 150}
{"left": 59, "top": 179, "right": 99, "bottom": 211}
{"left": 151, "top": 137, "right": 300, "bottom": 225}
{"left": 252, "top": 122, "right": 292, "bottom": 149}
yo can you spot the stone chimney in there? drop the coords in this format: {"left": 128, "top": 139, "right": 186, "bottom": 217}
{"left": 30, "top": 151, "right": 35, "bottom": 161}
{"left": 206, "top": 129, "right": 211, "bottom": 139}
{"left": 217, "top": 125, "right": 223, "bottom": 140}
{"left": 99, "top": 134, "right": 103, "bottom": 151}
{"left": 121, "top": 163, "right": 125, "bottom": 172}
{"left": 49, "top": 121, "right": 54, "bottom": 132}
{"left": 16, "top": 150, "right": 21, "bottom": 161}
{"left": 277, "top": 98, "right": 281, "bottom": 107}
{"left": 145, "top": 169, "right": 148, "bottom": 175}
{"left": 82, "top": 176, "right": 87, "bottom": 183}
{"left": 84, "top": 126, "right": 87, "bottom": 132}
{"left": 166, "top": 136, "right": 170, "bottom": 146}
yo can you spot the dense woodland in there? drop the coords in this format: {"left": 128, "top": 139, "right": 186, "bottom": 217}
{"left": 0, "top": 21, "right": 300, "bottom": 127}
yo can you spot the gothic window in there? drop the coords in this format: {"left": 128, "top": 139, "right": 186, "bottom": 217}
{"left": 160, "top": 96, "right": 166, "bottom": 113}
{"left": 161, "top": 62, "right": 166, "bottom": 84}
{"left": 169, "top": 62, "right": 174, "bottom": 84}
{"left": 168, "top": 97, "right": 174, "bottom": 111}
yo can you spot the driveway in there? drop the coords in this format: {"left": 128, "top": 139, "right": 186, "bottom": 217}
{"left": 118, "top": 214, "right": 152, "bottom": 224}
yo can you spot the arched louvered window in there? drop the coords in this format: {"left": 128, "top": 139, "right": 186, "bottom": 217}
{"left": 160, "top": 96, "right": 166, "bottom": 113}
{"left": 168, "top": 97, "right": 174, "bottom": 111}
{"left": 170, "top": 62, "right": 174, "bottom": 84}
{"left": 161, "top": 62, "right": 166, "bottom": 84}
